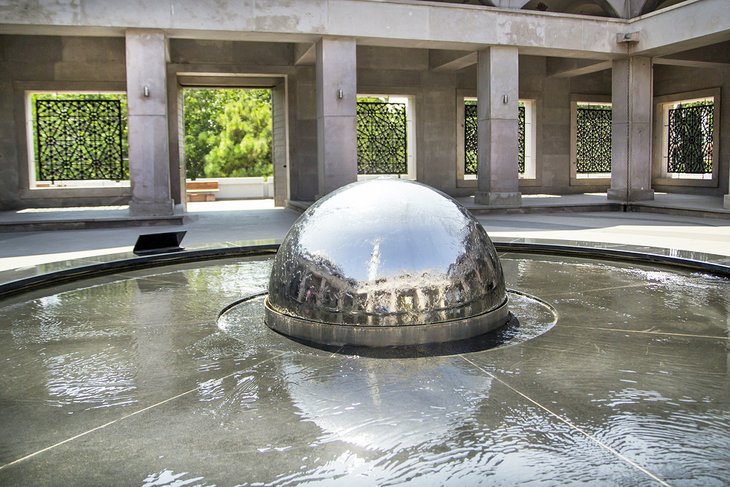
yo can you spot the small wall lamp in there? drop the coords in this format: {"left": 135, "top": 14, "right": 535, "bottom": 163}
{"left": 143, "top": 85, "right": 150, "bottom": 97}
{"left": 337, "top": 89, "right": 344, "bottom": 100}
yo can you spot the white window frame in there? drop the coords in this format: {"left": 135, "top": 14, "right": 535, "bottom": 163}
{"left": 355, "top": 94, "right": 416, "bottom": 181}
{"left": 652, "top": 88, "right": 720, "bottom": 188}
{"left": 570, "top": 95, "right": 611, "bottom": 186}
{"left": 456, "top": 92, "right": 537, "bottom": 188}
{"left": 25, "top": 90, "right": 130, "bottom": 190}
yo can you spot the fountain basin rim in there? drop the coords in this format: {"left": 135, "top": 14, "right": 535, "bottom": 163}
{"left": 1, "top": 241, "right": 728, "bottom": 301}
{"left": 264, "top": 296, "right": 510, "bottom": 347}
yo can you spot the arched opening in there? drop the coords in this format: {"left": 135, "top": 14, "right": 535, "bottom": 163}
{"left": 640, "top": 0, "right": 687, "bottom": 16}
{"left": 522, "top": 0, "right": 620, "bottom": 17}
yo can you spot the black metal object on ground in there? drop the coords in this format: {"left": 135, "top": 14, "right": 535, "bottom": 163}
{"left": 133, "top": 231, "right": 186, "bottom": 256}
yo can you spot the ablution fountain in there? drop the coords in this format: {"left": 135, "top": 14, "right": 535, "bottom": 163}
{"left": 0, "top": 179, "right": 727, "bottom": 486}
{"left": 265, "top": 179, "right": 510, "bottom": 347}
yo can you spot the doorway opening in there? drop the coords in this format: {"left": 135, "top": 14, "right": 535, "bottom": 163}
{"left": 181, "top": 87, "right": 274, "bottom": 202}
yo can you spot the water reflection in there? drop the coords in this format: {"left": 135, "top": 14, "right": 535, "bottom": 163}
{"left": 141, "top": 469, "right": 211, "bottom": 487}
{"left": 0, "top": 254, "right": 727, "bottom": 485}
{"left": 595, "top": 410, "right": 730, "bottom": 485}
{"left": 44, "top": 347, "right": 137, "bottom": 410}
{"left": 218, "top": 291, "right": 555, "bottom": 361}
{"left": 282, "top": 354, "right": 493, "bottom": 452}
{"left": 295, "top": 180, "right": 472, "bottom": 281}
{"left": 503, "top": 253, "right": 730, "bottom": 337}
{"left": 268, "top": 180, "right": 507, "bottom": 331}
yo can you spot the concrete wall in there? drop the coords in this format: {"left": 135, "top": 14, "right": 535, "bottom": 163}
{"left": 1, "top": 32, "right": 727, "bottom": 210}
{"left": 289, "top": 66, "right": 318, "bottom": 202}
{"left": 0, "top": 35, "right": 129, "bottom": 210}
{"left": 188, "top": 177, "right": 274, "bottom": 200}
{"left": 653, "top": 64, "right": 729, "bottom": 196}
{"left": 166, "top": 39, "right": 318, "bottom": 202}
{"left": 356, "top": 46, "right": 465, "bottom": 196}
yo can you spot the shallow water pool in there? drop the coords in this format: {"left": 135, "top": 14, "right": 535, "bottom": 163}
{"left": 0, "top": 253, "right": 727, "bottom": 486}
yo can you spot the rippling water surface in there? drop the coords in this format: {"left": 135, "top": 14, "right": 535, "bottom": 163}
{"left": 0, "top": 254, "right": 727, "bottom": 486}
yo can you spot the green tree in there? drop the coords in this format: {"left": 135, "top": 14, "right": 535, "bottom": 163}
{"left": 183, "top": 88, "right": 272, "bottom": 179}
{"left": 204, "top": 90, "right": 272, "bottom": 178}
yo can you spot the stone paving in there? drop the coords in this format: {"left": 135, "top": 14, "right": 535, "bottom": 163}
{"left": 1, "top": 198, "right": 728, "bottom": 273}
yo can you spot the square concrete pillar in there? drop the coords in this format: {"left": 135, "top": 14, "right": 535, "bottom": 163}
{"left": 126, "top": 30, "right": 174, "bottom": 216}
{"left": 725, "top": 159, "right": 730, "bottom": 208}
{"left": 608, "top": 56, "right": 655, "bottom": 202}
{"left": 316, "top": 38, "right": 357, "bottom": 197}
{"left": 475, "top": 47, "right": 521, "bottom": 207}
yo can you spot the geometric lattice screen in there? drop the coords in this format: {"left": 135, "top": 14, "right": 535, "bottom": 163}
{"left": 464, "top": 102, "right": 478, "bottom": 175}
{"left": 667, "top": 102, "right": 713, "bottom": 174}
{"left": 356, "top": 101, "right": 408, "bottom": 175}
{"left": 35, "top": 99, "right": 127, "bottom": 182}
{"left": 575, "top": 105, "right": 612, "bottom": 173}
{"left": 464, "top": 101, "right": 526, "bottom": 175}
{"left": 518, "top": 104, "right": 525, "bottom": 174}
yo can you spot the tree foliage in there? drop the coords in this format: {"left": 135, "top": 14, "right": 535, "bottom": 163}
{"left": 183, "top": 88, "right": 272, "bottom": 179}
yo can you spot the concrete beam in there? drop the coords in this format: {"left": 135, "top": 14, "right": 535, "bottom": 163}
{"left": 0, "top": 0, "right": 629, "bottom": 58}
{"left": 429, "top": 50, "right": 477, "bottom": 72}
{"left": 630, "top": 0, "right": 730, "bottom": 57}
{"left": 654, "top": 40, "right": 730, "bottom": 70}
{"left": 3, "top": 1, "right": 725, "bottom": 60}
{"left": 546, "top": 57, "right": 612, "bottom": 78}
{"left": 653, "top": 58, "right": 730, "bottom": 70}
{"left": 328, "top": 1, "right": 627, "bottom": 57}
{"left": 295, "top": 43, "right": 316, "bottom": 65}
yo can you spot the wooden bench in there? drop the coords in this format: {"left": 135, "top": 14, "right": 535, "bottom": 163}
{"left": 186, "top": 181, "right": 219, "bottom": 202}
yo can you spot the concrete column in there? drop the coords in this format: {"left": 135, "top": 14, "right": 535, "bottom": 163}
{"left": 475, "top": 47, "right": 521, "bottom": 207}
{"left": 316, "top": 38, "right": 357, "bottom": 197}
{"left": 727, "top": 67, "right": 730, "bottom": 210}
{"left": 126, "top": 30, "right": 174, "bottom": 216}
{"left": 272, "top": 82, "right": 289, "bottom": 207}
{"left": 608, "top": 56, "right": 655, "bottom": 202}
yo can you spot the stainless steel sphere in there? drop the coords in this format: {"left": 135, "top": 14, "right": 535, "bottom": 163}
{"left": 265, "top": 179, "right": 509, "bottom": 347}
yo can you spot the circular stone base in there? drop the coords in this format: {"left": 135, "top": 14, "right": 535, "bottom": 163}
{"left": 264, "top": 297, "right": 511, "bottom": 347}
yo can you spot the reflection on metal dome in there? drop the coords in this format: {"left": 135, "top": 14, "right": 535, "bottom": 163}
{"left": 265, "top": 179, "right": 509, "bottom": 347}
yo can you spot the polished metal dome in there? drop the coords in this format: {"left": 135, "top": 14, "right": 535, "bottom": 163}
{"left": 265, "top": 179, "right": 509, "bottom": 347}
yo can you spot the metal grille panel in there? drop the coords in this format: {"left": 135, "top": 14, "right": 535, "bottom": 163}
{"left": 518, "top": 105, "right": 525, "bottom": 174}
{"left": 576, "top": 105, "right": 612, "bottom": 173}
{"left": 36, "top": 99, "right": 126, "bottom": 182}
{"left": 356, "top": 101, "right": 407, "bottom": 174}
{"left": 464, "top": 102, "right": 525, "bottom": 175}
{"left": 464, "top": 102, "right": 478, "bottom": 175}
{"left": 667, "top": 103, "right": 713, "bottom": 174}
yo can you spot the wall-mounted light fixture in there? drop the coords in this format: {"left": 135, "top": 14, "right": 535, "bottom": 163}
{"left": 617, "top": 31, "right": 640, "bottom": 43}
{"left": 337, "top": 89, "right": 344, "bottom": 100}
{"left": 502, "top": 94, "right": 508, "bottom": 104}
{"left": 143, "top": 85, "right": 150, "bottom": 97}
